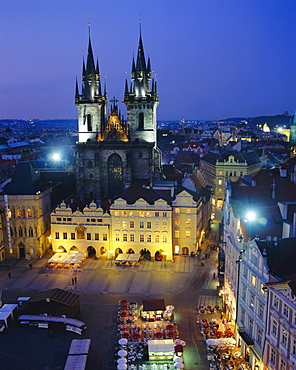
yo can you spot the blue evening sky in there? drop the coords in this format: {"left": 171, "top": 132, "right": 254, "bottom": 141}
{"left": 0, "top": 0, "right": 295, "bottom": 121}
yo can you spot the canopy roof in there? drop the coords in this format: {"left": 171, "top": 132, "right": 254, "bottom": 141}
{"left": 143, "top": 299, "right": 166, "bottom": 311}
{"left": 148, "top": 339, "right": 174, "bottom": 353}
{"left": 28, "top": 288, "right": 79, "bottom": 307}
{"left": 115, "top": 254, "right": 141, "bottom": 262}
{"left": 48, "top": 252, "right": 85, "bottom": 264}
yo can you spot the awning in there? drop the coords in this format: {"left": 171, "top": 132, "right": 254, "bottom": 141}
{"left": 238, "top": 331, "right": 254, "bottom": 346}
{"left": 64, "top": 355, "right": 87, "bottom": 370}
{"left": 148, "top": 339, "right": 174, "bottom": 353}
{"left": 206, "top": 338, "right": 236, "bottom": 346}
{"left": 48, "top": 252, "right": 85, "bottom": 265}
{"left": 115, "top": 253, "right": 141, "bottom": 262}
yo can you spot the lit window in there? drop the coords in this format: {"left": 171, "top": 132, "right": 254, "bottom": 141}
{"left": 162, "top": 222, "right": 167, "bottom": 229}
{"left": 186, "top": 218, "right": 191, "bottom": 225}
{"left": 175, "top": 208, "right": 180, "bottom": 213}
{"left": 130, "top": 234, "right": 134, "bottom": 242}
{"left": 17, "top": 208, "right": 22, "bottom": 218}
{"left": 175, "top": 219, "right": 180, "bottom": 225}
{"left": 129, "top": 211, "right": 134, "bottom": 217}
{"left": 260, "top": 283, "right": 265, "bottom": 294}
{"left": 140, "top": 211, "right": 144, "bottom": 217}
{"left": 140, "top": 234, "right": 144, "bottom": 242}
{"left": 155, "top": 234, "right": 160, "bottom": 242}
{"left": 123, "top": 234, "right": 127, "bottom": 242}
{"left": 186, "top": 209, "right": 190, "bottom": 213}
{"left": 122, "top": 221, "right": 127, "bottom": 228}
{"left": 175, "top": 230, "right": 179, "bottom": 238}
{"left": 147, "top": 234, "right": 151, "bottom": 242}
{"left": 122, "top": 211, "right": 127, "bottom": 216}
{"left": 250, "top": 293, "right": 255, "bottom": 309}
{"left": 146, "top": 212, "right": 151, "bottom": 217}
{"left": 218, "top": 179, "right": 222, "bottom": 185}
{"left": 8, "top": 209, "right": 11, "bottom": 218}
{"left": 163, "top": 235, "right": 168, "bottom": 243}
{"left": 27, "top": 208, "right": 32, "bottom": 218}
{"left": 186, "top": 230, "right": 190, "bottom": 238}
{"left": 251, "top": 274, "right": 256, "bottom": 286}
{"left": 103, "top": 234, "right": 107, "bottom": 241}
{"left": 281, "top": 329, "right": 288, "bottom": 347}
{"left": 115, "top": 211, "right": 119, "bottom": 216}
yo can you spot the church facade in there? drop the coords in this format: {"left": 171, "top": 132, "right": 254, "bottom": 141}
{"left": 75, "top": 32, "right": 162, "bottom": 202}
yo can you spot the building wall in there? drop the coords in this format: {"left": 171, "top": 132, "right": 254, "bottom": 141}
{"left": 51, "top": 201, "right": 111, "bottom": 257}
{"left": 0, "top": 189, "right": 52, "bottom": 258}
{"left": 110, "top": 197, "right": 173, "bottom": 261}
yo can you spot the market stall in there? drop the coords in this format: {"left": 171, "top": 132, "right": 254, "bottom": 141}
{"left": 47, "top": 252, "right": 85, "bottom": 269}
{"left": 115, "top": 254, "right": 141, "bottom": 266}
{"left": 148, "top": 339, "right": 175, "bottom": 359}
{"left": 141, "top": 299, "right": 170, "bottom": 322}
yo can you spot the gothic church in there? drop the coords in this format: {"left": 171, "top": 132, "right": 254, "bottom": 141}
{"left": 75, "top": 31, "right": 162, "bottom": 202}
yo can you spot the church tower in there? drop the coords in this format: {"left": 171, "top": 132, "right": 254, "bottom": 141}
{"left": 75, "top": 33, "right": 108, "bottom": 142}
{"left": 124, "top": 33, "right": 159, "bottom": 143}
{"left": 75, "top": 29, "right": 162, "bottom": 203}
{"left": 290, "top": 111, "right": 296, "bottom": 147}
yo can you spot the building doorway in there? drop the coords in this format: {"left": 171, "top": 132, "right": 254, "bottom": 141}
{"left": 87, "top": 246, "right": 96, "bottom": 258}
{"left": 18, "top": 243, "right": 25, "bottom": 258}
{"left": 182, "top": 246, "right": 189, "bottom": 255}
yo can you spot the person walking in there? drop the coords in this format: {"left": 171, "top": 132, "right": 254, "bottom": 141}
{"left": 74, "top": 277, "right": 77, "bottom": 284}
{"left": 29, "top": 263, "right": 32, "bottom": 270}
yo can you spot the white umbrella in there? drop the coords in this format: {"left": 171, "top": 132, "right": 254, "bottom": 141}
{"left": 174, "top": 357, "right": 183, "bottom": 363}
{"left": 117, "top": 358, "right": 127, "bottom": 364}
{"left": 118, "top": 338, "right": 128, "bottom": 345}
{"left": 118, "top": 349, "right": 127, "bottom": 357}
{"left": 174, "top": 363, "right": 184, "bottom": 369}
{"left": 117, "top": 364, "right": 127, "bottom": 370}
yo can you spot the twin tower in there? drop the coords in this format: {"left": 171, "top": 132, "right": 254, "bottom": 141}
{"left": 75, "top": 30, "right": 162, "bottom": 202}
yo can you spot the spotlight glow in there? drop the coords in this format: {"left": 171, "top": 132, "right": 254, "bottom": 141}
{"left": 246, "top": 211, "right": 256, "bottom": 221}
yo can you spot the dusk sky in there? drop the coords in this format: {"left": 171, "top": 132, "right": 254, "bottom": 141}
{"left": 0, "top": 0, "right": 295, "bottom": 121}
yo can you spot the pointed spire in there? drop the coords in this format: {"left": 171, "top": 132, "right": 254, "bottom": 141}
{"left": 136, "top": 34, "right": 146, "bottom": 73}
{"left": 131, "top": 54, "right": 136, "bottom": 80}
{"left": 125, "top": 79, "right": 129, "bottom": 94}
{"left": 75, "top": 76, "right": 79, "bottom": 103}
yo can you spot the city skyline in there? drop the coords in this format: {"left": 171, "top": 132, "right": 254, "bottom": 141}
{"left": 0, "top": 0, "right": 295, "bottom": 121}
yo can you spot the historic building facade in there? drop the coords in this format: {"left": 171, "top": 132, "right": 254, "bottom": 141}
{"left": 75, "top": 32, "right": 162, "bottom": 202}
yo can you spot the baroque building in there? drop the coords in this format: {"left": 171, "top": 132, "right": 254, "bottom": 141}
{"left": 75, "top": 32, "right": 162, "bottom": 202}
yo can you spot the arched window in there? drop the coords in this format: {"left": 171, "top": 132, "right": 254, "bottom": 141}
{"left": 87, "top": 114, "right": 92, "bottom": 131}
{"left": 138, "top": 112, "right": 144, "bottom": 130}
{"left": 27, "top": 208, "right": 32, "bottom": 218}
{"left": 8, "top": 209, "right": 12, "bottom": 218}
{"left": 87, "top": 160, "right": 93, "bottom": 169}
{"left": 18, "top": 227, "right": 23, "bottom": 237}
{"left": 16, "top": 208, "right": 22, "bottom": 218}
{"left": 108, "top": 153, "right": 123, "bottom": 199}
{"left": 76, "top": 226, "right": 85, "bottom": 239}
{"left": 10, "top": 227, "right": 13, "bottom": 237}
{"left": 28, "top": 227, "right": 33, "bottom": 237}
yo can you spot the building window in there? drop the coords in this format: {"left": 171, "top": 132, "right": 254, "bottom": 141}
{"left": 140, "top": 234, "right": 144, "bottom": 242}
{"left": 140, "top": 211, "right": 144, "bottom": 217}
{"left": 243, "top": 265, "right": 248, "bottom": 278}
{"left": 147, "top": 234, "right": 151, "bottom": 242}
{"left": 186, "top": 208, "right": 190, "bottom": 213}
{"left": 163, "top": 235, "right": 168, "bottom": 243}
{"left": 248, "top": 318, "right": 253, "bottom": 335}
{"left": 129, "top": 221, "right": 134, "bottom": 228}
{"left": 293, "top": 339, "right": 296, "bottom": 356}
{"left": 63, "top": 233, "right": 67, "bottom": 239}
{"left": 17, "top": 227, "right": 23, "bottom": 236}
{"left": 122, "top": 221, "right": 127, "bottom": 229}
{"left": 123, "top": 234, "right": 127, "bottom": 242}
{"left": 28, "top": 227, "right": 33, "bottom": 237}
{"left": 274, "top": 296, "right": 279, "bottom": 308}
{"left": 87, "top": 233, "right": 91, "bottom": 240}
{"left": 162, "top": 222, "right": 167, "bottom": 229}
{"left": 130, "top": 234, "right": 134, "bottom": 242}
{"left": 272, "top": 319, "right": 277, "bottom": 336}
{"left": 17, "top": 208, "right": 22, "bottom": 218}
{"left": 155, "top": 221, "right": 160, "bottom": 229}
{"left": 242, "top": 285, "right": 247, "bottom": 300}
{"left": 108, "top": 153, "right": 123, "bottom": 199}
{"left": 186, "top": 218, "right": 191, "bottom": 225}
{"left": 260, "top": 283, "right": 265, "bottom": 294}
{"left": 115, "top": 211, "right": 119, "bottom": 216}
{"left": 122, "top": 211, "right": 127, "bottom": 216}
{"left": 175, "top": 230, "right": 179, "bottom": 238}
{"left": 71, "top": 233, "right": 75, "bottom": 240}
{"left": 175, "top": 208, "right": 180, "bottom": 213}
{"left": 129, "top": 211, "right": 134, "bottom": 217}
{"left": 155, "top": 234, "right": 160, "bottom": 242}
{"left": 115, "top": 234, "right": 120, "bottom": 241}
{"left": 27, "top": 208, "right": 32, "bottom": 218}
{"left": 218, "top": 179, "right": 222, "bottom": 185}
{"left": 241, "top": 308, "right": 245, "bottom": 324}
{"left": 95, "top": 233, "right": 99, "bottom": 240}
{"left": 91, "top": 218, "right": 96, "bottom": 222}
{"left": 175, "top": 219, "right": 180, "bottom": 225}
{"left": 186, "top": 230, "right": 190, "bottom": 238}
{"left": 140, "top": 221, "right": 144, "bottom": 229}
{"left": 155, "top": 212, "right": 159, "bottom": 217}
{"left": 257, "top": 327, "right": 262, "bottom": 346}
{"left": 280, "top": 358, "right": 286, "bottom": 370}
{"left": 251, "top": 274, "right": 256, "bottom": 286}
{"left": 283, "top": 304, "right": 289, "bottom": 318}
{"left": 270, "top": 347, "right": 276, "bottom": 364}
{"left": 147, "top": 221, "right": 151, "bottom": 229}
{"left": 8, "top": 208, "right": 12, "bottom": 218}
{"left": 77, "top": 227, "right": 85, "bottom": 239}
{"left": 281, "top": 329, "right": 288, "bottom": 347}
{"left": 163, "top": 212, "right": 167, "bottom": 217}
{"left": 103, "top": 234, "right": 107, "bottom": 241}
{"left": 146, "top": 212, "right": 151, "bottom": 217}
{"left": 55, "top": 232, "right": 59, "bottom": 239}
{"left": 250, "top": 293, "right": 255, "bottom": 309}
{"left": 259, "top": 302, "right": 264, "bottom": 318}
